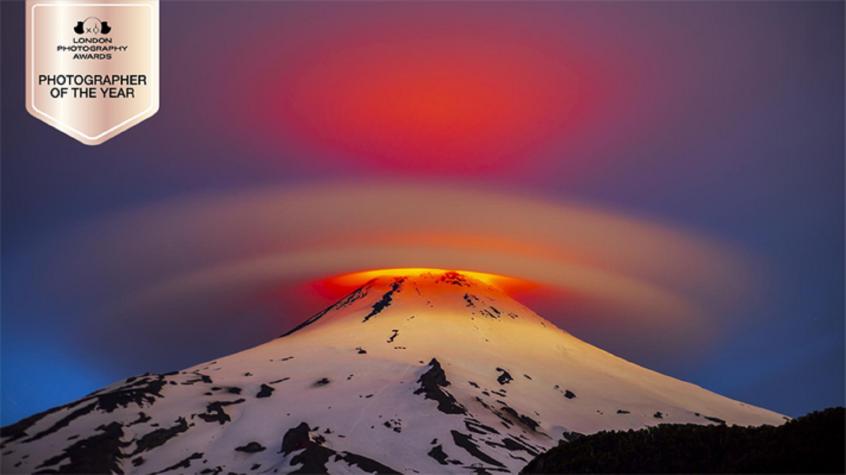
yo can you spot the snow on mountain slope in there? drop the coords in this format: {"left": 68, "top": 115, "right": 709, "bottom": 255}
{"left": 1, "top": 270, "right": 786, "bottom": 474}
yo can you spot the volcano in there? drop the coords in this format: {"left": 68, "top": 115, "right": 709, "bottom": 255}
{"left": 1, "top": 271, "right": 786, "bottom": 474}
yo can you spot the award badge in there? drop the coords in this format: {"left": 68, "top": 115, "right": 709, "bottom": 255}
{"left": 26, "top": 0, "right": 159, "bottom": 145}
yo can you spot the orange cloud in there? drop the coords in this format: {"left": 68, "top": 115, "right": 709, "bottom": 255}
{"left": 40, "top": 181, "right": 755, "bottom": 359}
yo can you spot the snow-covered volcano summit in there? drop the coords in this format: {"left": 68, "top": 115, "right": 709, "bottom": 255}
{"left": 2, "top": 270, "right": 785, "bottom": 474}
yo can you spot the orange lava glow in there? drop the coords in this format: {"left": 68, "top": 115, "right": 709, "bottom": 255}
{"left": 314, "top": 268, "right": 536, "bottom": 299}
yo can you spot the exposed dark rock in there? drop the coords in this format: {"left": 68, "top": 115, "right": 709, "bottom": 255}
{"left": 451, "top": 430, "right": 505, "bottom": 468}
{"left": 500, "top": 437, "right": 540, "bottom": 455}
{"left": 94, "top": 376, "right": 169, "bottom": 413}
{"left": 182, "top": 373, "right": 213, "bottom": 385}
{"left": 36, "top": 422, "right": 126, "bottom": 474}
{"left": 198, "top": 399, "right": 245, "bottom": 425}
{"left": 291, "top": 444, "right": 335, "bottom": 475}
{"left": 428, "top": 444, "right": 449, "bottom": 465}
{"left": 132, "top": 417, "right": 189, "bottom": 455}
{"left": 479, "top": 307, "right": 501, "bottom": 319}
{"left": 414, "top": 359, "right": 467, "bottom": 415}
{"left": 616, "top": 409, "right": 630, "bottom": 414}
{"left": 338, "top": 451, "right": 402, "bottom": 474}
{"left": 383, "top": 419, "right": 402, "bottom": 433}
{"left": 465, "top": 418, "right": 500, "bottom": 435}
{"left": 281, "top": 422, "right": 316, "bottom": 455}
{"left": 282, "top": 283, "right": 371, "bottom": 336}
{"left": 654, "top": 411, "right": 664, "bottom": 419}
{"left": 705, "top": 416, "right": 726, "bottom": 425}
{"left": 564, "top": 390, "right": 575, "bottom": 399}
{"left": 363, "top": 279, "right": 405, "bottom": 322}
{"left": 2, "top": 375, "right": 165, "bottom": 445}
{"left": 387, "top": 329, "right": 399, "bottom": 343}
{"left": 256, "top": 384, "right": 275, "bottom": 398}
{"left": 280, "top": 423, "right": 399, "bottom": 474}
{"left": 437, "top": 271, "right": 472, "bottom": 286}
{"left": 500, "top": 404, "right": 542, "bottom": 433}
{"left": 23, "top": 401, "right": 98, "bottom": 443}
{"left": 496, "top": 368, "right": 513, "bottom": 385}
{"left": 313, "top": 378, "right": 331, "bottom": 387}
{"left": 127, "top": 411, "right": 152, "bottom": 427}
{"left": 235, "top": 441, "right": 266, "bottom": 453}
{"left": 152, "top": 451, "right": 202, "bottom": 474}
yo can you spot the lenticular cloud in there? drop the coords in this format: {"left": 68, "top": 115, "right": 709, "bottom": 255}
{"left": 35, "top": 181, "right": 753, "bottom": 350}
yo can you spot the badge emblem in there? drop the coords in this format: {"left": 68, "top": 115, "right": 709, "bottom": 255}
{"left": 26, "top": 0, "right": 159, "bottom": 145}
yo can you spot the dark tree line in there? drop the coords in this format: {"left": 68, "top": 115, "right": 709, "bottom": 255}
{"left": 522, "top": 407, "right": 845, "bottom": 473}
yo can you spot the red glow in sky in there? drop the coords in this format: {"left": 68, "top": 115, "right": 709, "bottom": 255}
{"left": 235, "top": 25, "right": 610, "bottom": 175}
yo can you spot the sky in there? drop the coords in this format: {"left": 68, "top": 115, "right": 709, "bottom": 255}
{"left": 1, "top": 1, "right": 844, "bottom": 425}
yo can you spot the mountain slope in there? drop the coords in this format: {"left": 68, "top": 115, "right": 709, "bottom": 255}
{"left": 1, "top": 271, "right": 787, "bottom": 474}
